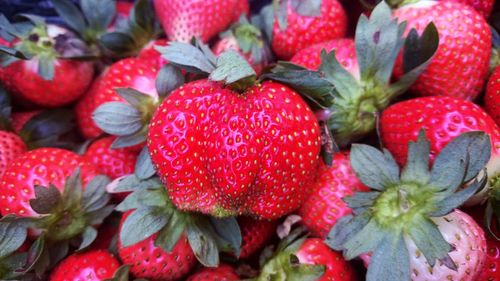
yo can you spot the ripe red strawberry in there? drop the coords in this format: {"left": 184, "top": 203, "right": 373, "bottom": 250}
{"left": 271, "top": 0, "right": 348, "bottom": 59}
{"left": 83, "top": 137, "right": 139, "bottom": 180}
{"left": 0, "top": 131, "right": 26, "bottom": 177}
{"left": 0, "top": 24, "right": 94, "bottom": 107}
{"left": 11, "top": 111, "right": 41, "bottom": 134}
{"left": 380, "top": 96, "right": 500, "bottom": 203}
{"left": 117, "top": 212, "right": 197, "bottom": 281}
{"left": 137, "top": 39, "right": 169, "bottom": 67}
{"left": 290, "top": 38, "right": 358, "bottom": 75}
{"left": 478, "top": 235, "right": 500, "bottom": 280}
{"left": 50, "top": 250, "right": 120, "bottom": 281}
{"left": 392, "top": 1, "right": 491, "bottom": 101}
{"left": 486, "top": 66, "right": 500, "bottom": 126}
{"left": 148, "top": 80, "right": 321, "bottom": 219}
{"left": 153, "top": 0, "right": 249, "bottom": 42}
{"left": 447, "top": 0, "right": 495, "bottom": 18}
{"left": 0, "top": 148, "right": 97, "bottom": 217}
{"left": 238, "top": 216, "right": 277, "bottom": 259}
{"left": 328, "top": 132, "right": 491, "bottom": 281}
{"left": 186, "top": 264, "right": 239, "bottom": 281}
{"left": 298, "top": 152, "right": 369, "bottom": 239}
{"left": 76, "top": 57, "right": 159, "bottom": 139}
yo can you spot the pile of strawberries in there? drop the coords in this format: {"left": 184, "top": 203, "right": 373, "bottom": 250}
{"left": 0, "top": 0, "right": 499, "bottom": 280}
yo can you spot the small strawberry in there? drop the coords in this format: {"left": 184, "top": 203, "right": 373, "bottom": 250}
{"left": 328, "top": 131, "right": 490, "bottom": 281}
{"left": 271, "top": 0, "right": 348, "bottom": 59}
{"left": 186, "top": 264, "right": 239, "bottom": 281}
{"left": 11, "top": 110, "right": 41, "bottom": 134}
{"left": 153, "top": 0, "right": 249, "bottom": 42}
{"left": 83, "top": 136, "right": 139, "bottom": 180}
{"left": 380, "top": 96, "right": 500, "bottom": 204}
{"left": 298, "top": 152, "right": 369, "bottom": 239}
{"left": 486, "top": 66, "right": 500, "bottom": 126}
{"left": 391, "top": 0, "right": 491, "bottom": 101}
{"left": 0, "top": 130, "right": 26, "bottom": 177}
{"left": 0, "top": 18, "right": 94, "bottom": 107}
{"left": 238, "top": 216, "right": 277, "bottom": 259}
{"left": 446, "top": 0, "right": 495, "bottom": 18}
{"left": 50, "top": 250, "right": 120, "bottom": 281}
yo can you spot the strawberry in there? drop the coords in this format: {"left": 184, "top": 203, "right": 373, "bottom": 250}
{"left": 153, "top": 0, "right": 249, "bottom": 42}
{"left": 257, "top": 230, "right": 356, "bottom": 280}
{"left": 76, "top": 57, "right": 159, "bottom": 140}
{"left": 137, "top": 39, "right": 169, "bottom": 67}
{"left": 298, "top": 152, "right": 369, "bottom": 239}
{"left": 327, "top": 131, "right": 490, "bottom": 281}
{"left": 83, "top": 137, "right": 139, "bottom": 180}
{"left": 392, "top": 1, "right": 491, "bottom": 101}
{"left": 238, "top": 216, "right": 277, "bottom": 259}
{"left": 486, "top": 66, "right": 500, "bottom": 126}
{"left": 478, "top": 234, "right": 500, "bottom": 281}
{"left": 290, "top": 38, "right": 358, "bottom": 74}
{"left": 0, "top": 18, "right": 94, "bottom": 107}
{"left": 446, "top": 0, "right": 495, "bottom": 18}
{"left": 271, "top": 0, "right": 348, "bottom": 59}
{"left": 380, "top": 96, "right": 500, "bottom": 204}
{"left": 11, "top": 111, "right": 41, "bottom": 134}
{"left": 117, "top": 211, "right": 196, "bottom": 281}
{"left": 186, "top": 264, "right": 239, "bottom": 281}
{"left": 50, "top": 250, "right": 120, "bottom": 281}
{"left": 0, "top": 131, "right": 26, "bottom": 177}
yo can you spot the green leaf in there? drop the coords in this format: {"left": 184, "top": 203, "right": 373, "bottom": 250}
{"left": 129, "top": 0, "right": 155, "bottom": 33}
{"left": 209, "top": 50, "right": 256, "bottom": 85}
{"left": 0, "top": 46, "right": 31, "bottom": 60}
{"left": 81, "top": 0, "right": 116, "bottom": 32}
{"left": 156, "top": 64, "right": 185, "bottom": 98}
{"left": 115, "top": 188, "right": 167, "bottom": 212}
{"left": 326, "top": 211, "right": 371, "bottom": 251}
{"left": 290, "top": 0, "right": 321, "bottom": 17}
{"left": 401, "top": 130, "right": 431, "bottom": 185}
{"left": 209, "top": 217, "right": 242, "bottom": 257}
{"left": 120, "top": 207, "right": 169, "bottom": 246}
{"left": 366, "top": 233, "right": 410, "bottom": 281}
{"left": 407, "top": 216, "right": 452, "bottom": 267}
{"left": 0, "top": 220, "right": 28, "bottom": 258}
{"left": 430, "top": 175, "right": 488, "bottom": 217}
{"left": 285, "top": 263, "right": 325, "bottom": 281}
{"left": 350, "top": 144, "right": 400, "bottom": 191}
{"left": 156, "top": 43, "right": 215, "bottom": 74}
{"left": 113, "top": 175, "right": 162, "bottom": 193}
{"left": 343, "top": 191, "right": 380, "bottom": 214}
{"left": 99, "top": 32, "right": 137, "bottom": 55}
{"left": 186, "top": 217, "right": 220, "bottom": 267}
{"left": 37, "top": 56, "right": 55, "bottom": 80}
{"left": 62, "top": 168, "right": 83, "bottom": 209}
{"left": 104, "top": 265, "right": 131, "bottom": 281}
{"left": 343, "top": 219, "right": 387, "bottom": 260}
{"left": 77, "top": 226, "right": 97, "bottom": 251}
{"left": 250, "top": 4, "right": 274, "bottom": 41}
{"left": 114, "top": 88, "right": 154, "bottom": 109}
{"left": 93, "top": 102, "right": 143, "bottom": 136}
{"left": 319, "top": 49, "right": 361, "bottom": 101}
{"left": 135, "top": 146, "right": 156, "bottom": 180}
{"left": 29, "top": 185, "right": 62, "bottom": 214}
{"left": 50, "top": 0, "right": 87, "bottom": 35}
{"left": 82, "top": 175, "right": 111, "bottom": 212}
{"left": 20, "top": 235, "right": 45, "bottom": 274}
{"left": 86, "top": 205, "right": 115, "bottom": 226}
{"left": 21, "top": 109, "right": 75, "bottom": 148}
{"left": 155, "top": 212, "right": 186, "bottom": 253}
{"left": 112, "top": 132, "right": 147, "bottom": 148}
{"left": 275, "top": 0, "right": 289, "bottom": 30}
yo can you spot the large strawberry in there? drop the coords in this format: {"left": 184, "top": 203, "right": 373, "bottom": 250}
{"left": 271, "top": 0, "right": 348, "bottom": 59}
{"left": 486, "top": 66, "right": 500, "bottom": 126}
{"left": 0, "top": 17, "right": 94, "bottom": 107}
{"left": 267, "top": 2, "right": 438, "bottom": 147}
{"left": 153, "top": 0, "right": 249, "bottom": 42}
{"left": 327, "top": 131, "right": 490, "bottom": 281}
{"left": 50, "top": 250, "right": 120, "bottom": 281}
{"left": 149, "top": 44, "right": 321, "bottom": 219}
{"left": 298, "top": 152, "right": 369, "bottom": 239}
{"left": 447, "top": 0, "right": 495, "bottom": 18}
{"left": 380, "top": 96, "right": 500, "bottom": 204}
{"left": 391, "top": 0, "right": 491, "bottom": 101}
{"left": 186, "top": 264, "right": 239, "bottom": 281}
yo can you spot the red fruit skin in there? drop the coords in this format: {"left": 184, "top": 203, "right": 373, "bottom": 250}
{"left": 83, "top": 137, "right": 138, "bottom": 180}
{"left": 117, "top": 212, "right": 196, "bottom": 281}
{"left": 0, "top": 59, "right": 94, "bottom": 107}
{"left": 298, "top": 153, "right": 369, "bottom": 239}
{"left": 478, "top": 235, "right": 500, "bottom": 281}
{"left": 50, "top": 250, "right": 120, "bottom": 281}
{"left": 11, "top": 111, "right": 41, "bottom": 134}
{"left": 393, "top": 1, "right": 491, "bottom": 101}
{"left": 153, "top": 0, "right": 249, "bottom": 43}
{"left": 296, "top": 238, "right": 356, "bottom": 281}
{"left": 272, "top": 0, "right": 348, "bottom": 59}
{"left": 148, "top": 80, "right": 321, "bottom": 219}
{"left": 486, "top": 66, "right": 500, "bottom": 127}
{"left": 446, "top": 0, "right": 495, "bottom": 18}
{"left": 137, "top": 39, "right": 169, "bottom": 68}
{"left": 212, "top": 36, "right": 264, "bottom": 75}
{"left": 186, "top": 264, "right": 239, "bottom": 281}
{"left": 238, "top": 216, "right": 277, "bottom": 259}
{"left": 290, "top": 38, "right": 358, "bottom": 76}
{"left": 0, "top": 131, "right": 26, "bottom": 177}
{"left": 75, "top": 58, "right": 159, "bottom": 139}
{"left": 0, "top": 148, "right": 97, "bottom": 217}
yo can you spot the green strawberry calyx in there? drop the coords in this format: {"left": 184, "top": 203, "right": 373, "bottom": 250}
{"left": 265, "top": 1, "right": 439, "bottom": 147}
{"left": 385, "top": 0, "right": 420, "bottom": 8}
{"left": 274, "top": 0, "right": 322, "bottom": 31}
{"left": 326, "top": 130, "right": 491, "bottom": 281}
